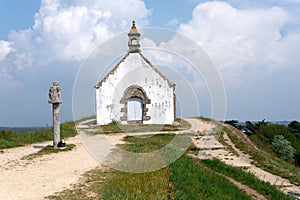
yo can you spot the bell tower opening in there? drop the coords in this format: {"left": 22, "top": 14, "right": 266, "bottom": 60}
{"left": 128, "top": 20, "right": 141, "bottom": 53}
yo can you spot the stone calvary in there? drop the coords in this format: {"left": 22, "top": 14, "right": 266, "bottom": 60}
{"left": 48, "top": 81, "right": 62, "bottom": 148}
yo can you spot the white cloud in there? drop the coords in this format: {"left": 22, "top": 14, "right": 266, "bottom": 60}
{"left": 166, "top": 19, "right": 180, "bottom": 27}
{"left": 0, "top": 0, "right": 152, "bottom": 125}
{"left": 0, "top": 40, "right": 13, "bottom": 61}
{"left": 177, "top": 1, "right": 300, "bottom": 85}
{"left": 2, "top": 0, "right": 150, "bottom": 79}
{"left": 141, "top": 38, "right": 157, "bottom": 48}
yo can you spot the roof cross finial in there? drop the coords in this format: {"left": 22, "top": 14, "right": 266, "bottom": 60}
{"left": 131, "top": 20, "right": 137, "bottom": 32}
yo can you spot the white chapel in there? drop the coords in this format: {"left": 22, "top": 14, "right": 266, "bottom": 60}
{"left": 95, "top": 21, "right": 176, "bottom": 125}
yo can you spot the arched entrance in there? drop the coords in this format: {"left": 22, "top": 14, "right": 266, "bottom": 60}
{"left": 120, "top": 85, "right": 151, "bottom": 123}
{"left": 127, "top": 97, "right": 143, "bottom": 121}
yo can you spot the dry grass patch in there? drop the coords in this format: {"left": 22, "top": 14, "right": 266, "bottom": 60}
{"left": 21, "top": 144, "right": 76, "bottom": 160}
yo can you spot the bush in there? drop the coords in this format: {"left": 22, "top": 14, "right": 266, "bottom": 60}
{"left": 271, "top": 135, "right": 296, "bottom": 161}
{"left": 224, "top": 120, "right": 243, "bottom": 130}
{"left": 253, "top": 124, "right": 300, "bottom": 154}
{"left": 288, "top": 120, "right": 300, "bottom": 139}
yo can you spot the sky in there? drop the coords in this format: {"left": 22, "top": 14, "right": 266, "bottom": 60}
{"left": 0, "top": 0, "right": 300, "bottom": 126}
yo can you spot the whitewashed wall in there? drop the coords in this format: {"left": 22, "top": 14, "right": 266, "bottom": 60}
{"left": 96, "top": 53, "right": 175, "bottom": 125}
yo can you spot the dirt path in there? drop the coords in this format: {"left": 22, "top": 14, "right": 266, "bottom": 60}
{"left": 183, "top": 118, "right": 214, "bottom": 133}
{"left": 0, "top": 121, "right": 116, "bottom": 200}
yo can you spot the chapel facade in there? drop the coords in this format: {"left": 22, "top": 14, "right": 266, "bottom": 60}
{"left": 95, "top": 21, "right": 176, "bottom": 125}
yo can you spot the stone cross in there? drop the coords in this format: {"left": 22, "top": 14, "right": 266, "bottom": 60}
{"left": 48, "top": 81, "right": 62, "bottom": 148}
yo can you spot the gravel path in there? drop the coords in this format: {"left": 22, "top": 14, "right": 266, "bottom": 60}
{"left": 0, "top": 117, "right": 119, "bottom": 200}
{"left": 0, "top": 135, "right": 101, "bottom": 200}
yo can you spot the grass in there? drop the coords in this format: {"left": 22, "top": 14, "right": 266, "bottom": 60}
{"left": 94, "top": 118, "right": 191, "bottom": 134}
{"left": 47, "top": 166, "right": 170, "bottom": 200}
{"left": 75, "top": 115, "right": 97, "bottom": 124}
{"left": 187, "top": 142, "right": 200, "bottom": 156}
{"left": 47, "top": 167, "right": 108, "bottom": 200}
{"left": 101, "top": 168, "right": 169, "bottom": 200}
{"left": 21, "top": 144, "right": 76, "bottom": 160}
{"left": 196, "top": 116, "right": 216, "bottom": 122}
{"left": 112, "top": 133, "right": 192, "bottom": 173}
{"left": 0, "top": 121, "right": 77, "bottom": 149}
{"left": 49, "top": 155, "right": 253, "bottom": 200}
{"left": 218, "top": 131, "right": 239, "bottom": 157}
{"left": 169, "top": 155, "right": 251, "bottom": 200}
{"left": 202, "top": 158, "right": 293, "bottom": 200}
{"left": 119, "top": 134, "right": 176, "bottom": 153}
{"left": 46, "top": 123, "right": 295, "bottom": 200}
{"left": 223, "top": 125, "right": 300, "bottom": 185}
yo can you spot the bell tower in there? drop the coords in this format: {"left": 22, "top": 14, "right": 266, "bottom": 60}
{"left": 128, "top": 20, "right": 141, "bottom": 53}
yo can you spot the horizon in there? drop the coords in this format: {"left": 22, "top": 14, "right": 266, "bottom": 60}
{"left": 0, "top": 118, "right": 297, "bottom": 128}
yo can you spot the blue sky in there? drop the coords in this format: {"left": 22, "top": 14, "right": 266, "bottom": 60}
{"left": 0, "top": 1, "right": 41, "bottom": 39}
{"left": 0, "top": 0, "right": 300, "bottom": 126}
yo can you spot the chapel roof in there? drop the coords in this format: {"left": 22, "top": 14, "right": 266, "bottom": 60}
{"left": 94, "top": 22, "right": 175, "bottom": 89}
{"left": 94, "top": 52, "right": 175, "bottom": 89}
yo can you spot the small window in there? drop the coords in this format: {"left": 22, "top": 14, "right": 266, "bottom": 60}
{"left": 131, "top": 38, "right": 137, "bottom": 45}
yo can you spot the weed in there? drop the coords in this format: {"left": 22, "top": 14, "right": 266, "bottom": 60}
{"left": 187, "top": 142, "right": 200, "bottom": 155}
{"left": 22, "top": 144, "right": 76, "bottom": 160}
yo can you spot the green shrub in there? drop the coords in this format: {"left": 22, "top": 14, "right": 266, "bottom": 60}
{"left": 271, "top": 135, "right": 296, "bottom": 161}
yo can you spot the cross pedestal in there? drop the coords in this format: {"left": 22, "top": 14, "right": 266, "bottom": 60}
{"left": 48, "top": 81, "right": 62, "bottom": 148}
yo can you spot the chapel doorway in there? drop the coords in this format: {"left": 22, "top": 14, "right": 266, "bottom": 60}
{"left": 120, "top": 85, "right": 151, "bottom": 123}
{"left": 127, "top": 97, "right": 143, "bottom": 122}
